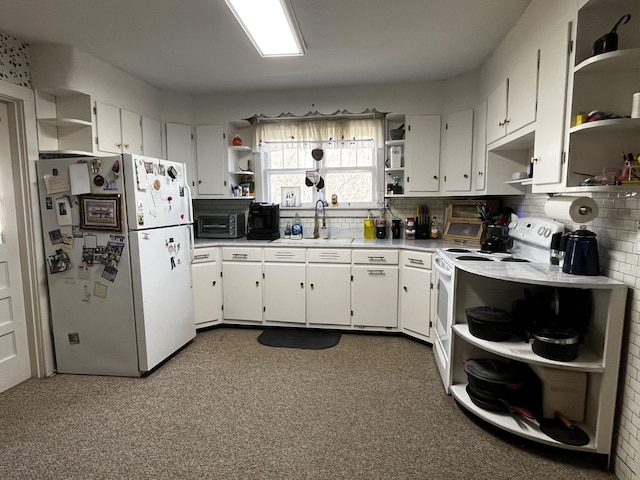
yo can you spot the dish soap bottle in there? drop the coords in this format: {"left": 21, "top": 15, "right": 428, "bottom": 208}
{"left": 364, "top": 211, "right": 376, "bottom": 239}
{"left": 284, "top": 221, "right": 291, "bottom": 239}
{"left": 291, "top": 213, "right": 303, "bottom": 240}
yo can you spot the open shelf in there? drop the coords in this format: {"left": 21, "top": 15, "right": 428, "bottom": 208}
{"left": 574, "top": 48, "right": 640, "bottom": 74}
{"left": 450, "top": 384, "right": 596, "bottom": 452}
{"left": 453, "top": 325, "right": 605, "bottom": 372}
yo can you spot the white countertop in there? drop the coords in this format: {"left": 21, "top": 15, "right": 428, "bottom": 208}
{"left": 194, "top": 236, "right": 450, "bottom": 251}
{"left": 448, "top": 256, "right": 626, "bottom": 289}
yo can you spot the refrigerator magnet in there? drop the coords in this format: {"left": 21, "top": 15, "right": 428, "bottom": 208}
{"left": 93, "top": 281, "right": 108, "bottom": 299}
{"left": 45, "top": 197, "right": 53, "bottom": 209}
{"left": 77, "top": 263, "right": 90, "bottom": 280}
{"left": 56, "top": 197, "right": 72, "bottom": 226}
{"left": 49, "top": 229, "right": 63, "bottom": 245}
{"left": 82, "top": 284, "right": 91, "bottom": 303}
{"left": 101, "top": 265, "right": 118, "bottom": 282}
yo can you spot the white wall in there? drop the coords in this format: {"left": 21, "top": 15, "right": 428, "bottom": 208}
{"left": 192, "top": 80, "right": 450, "bottom": 124}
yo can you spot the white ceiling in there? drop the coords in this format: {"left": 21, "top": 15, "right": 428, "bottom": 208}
{"left": 0, "top": 0, "right": 532, "bottom": 94}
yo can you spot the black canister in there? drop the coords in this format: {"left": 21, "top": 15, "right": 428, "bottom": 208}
{"left": 392, "top": 220, "right": 402, "bottom": 239}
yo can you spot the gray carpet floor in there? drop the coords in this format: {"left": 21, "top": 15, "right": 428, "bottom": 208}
{"left": 0, "top": 327, "right": 617, "bottom": 480}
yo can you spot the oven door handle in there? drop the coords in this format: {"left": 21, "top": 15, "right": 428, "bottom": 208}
{"left": 434, "top": 256, "right": 453, "bottom": 278}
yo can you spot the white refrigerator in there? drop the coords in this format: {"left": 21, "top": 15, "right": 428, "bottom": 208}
{"left": 36, "top": 154, "right": 195, "bottom": 376}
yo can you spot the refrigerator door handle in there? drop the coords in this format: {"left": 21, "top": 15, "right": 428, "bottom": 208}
{"left": 185, "top": 183, "right": 194, "bottom": 224}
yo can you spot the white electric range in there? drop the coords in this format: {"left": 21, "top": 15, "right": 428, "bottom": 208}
{"left": 432, "top": 217, "right": 564, "bottom": 392}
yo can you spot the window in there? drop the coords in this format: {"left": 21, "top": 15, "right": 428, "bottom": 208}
{"left": 257, "top": 116, "right": 383, "bottom": 207}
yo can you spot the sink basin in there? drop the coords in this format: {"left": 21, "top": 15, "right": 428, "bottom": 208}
{"left": 271, "top": 238, "right": 354, "bottom": 245}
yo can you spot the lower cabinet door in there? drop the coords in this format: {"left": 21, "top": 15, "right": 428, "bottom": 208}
{"left": 307, "top": 264, "right": 351, "bottom": 326}
{"left": 400, "top": 266, "right": 432, "bottom": 338}
{"left": 264, "top": 263, "right": 306, "bottom": 324}
{"left": 192, "top": 261, "right": 222, "bottom": 327}
{"left": 351, "top": 266, "right": 398, "bottom": 327}
{"left": 222, "top": 262, "right": 263, "bottom": 321}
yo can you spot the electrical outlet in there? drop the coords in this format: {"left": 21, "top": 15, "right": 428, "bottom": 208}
{"left": 68, "top": 333, "right": 80, "bottom": 344}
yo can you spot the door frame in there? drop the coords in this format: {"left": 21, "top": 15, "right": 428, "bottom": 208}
{"left": 0, "top": 80, "right": 54, "bottom": 378}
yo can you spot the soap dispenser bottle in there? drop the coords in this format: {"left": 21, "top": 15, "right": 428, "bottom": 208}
{"left": 291, "top": 213, "right": 303, "bottom": 239}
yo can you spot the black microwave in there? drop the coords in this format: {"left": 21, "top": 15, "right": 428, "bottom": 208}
{"left": 196, "top": 213, "right": 245, "bottom": 239}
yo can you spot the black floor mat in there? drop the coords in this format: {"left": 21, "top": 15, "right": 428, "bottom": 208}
{"left": 257, "top": 328, "right": 341, "bottom": 350}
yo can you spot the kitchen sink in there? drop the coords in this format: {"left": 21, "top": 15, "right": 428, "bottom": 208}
{"left": 270, "top": 238, "right": 354, "bottom": 245}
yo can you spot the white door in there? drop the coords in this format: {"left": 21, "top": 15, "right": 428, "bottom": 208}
{"left": 95, "top": 101, "right": 123, "bottom": 154}
{"left": 307, "top": 264, "right": 351, "bottom": 326}
{"left": 120, "top": 109, "right": 143, "bottom": 155}
{"left": 196, "top": 125, "right": 227, "bottom": 196}
{"left": 442, "top": 109, "right": 473, "bottom": 192}
{"left": 0, "top": 102, "right": 30, "bottom": 392}
{"left": 264, "top": 263, "right": 305, "bottom": 323}
{"left": 351, "top": 266, "right": 398, "bottom": 327}
{"left": 222, "top": 262, "right": 263, "bottom": 321}
{"left": 400, "top": 266, "right": 432, "bottom": 337}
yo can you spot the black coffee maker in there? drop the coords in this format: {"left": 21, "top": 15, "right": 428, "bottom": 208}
{"left": 247, "top": 202, "right": 280, "bottom": 240}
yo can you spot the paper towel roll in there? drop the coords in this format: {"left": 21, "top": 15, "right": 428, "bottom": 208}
{"left": 544, "top": 196, "right": 599, "bottom": 223}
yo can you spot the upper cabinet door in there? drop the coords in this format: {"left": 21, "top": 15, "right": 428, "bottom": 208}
{"left": 195, "top": 124, "right": 226, "bottom": 196}
{"left": 532, "top": 22, "right": 572, "bottom": 187}
{"left": 120, "top": 109, "right": 143, "bottom": 155}
{"left": 405, "top": 114, "right": 441, "bottom": 193}
{"left": 142, "top": 116, "right": 162, "bottom": 159}
{"left": 506, "top": 49, "right": 539, "bottom": 134}
{"left": 166, "top": 122, "right": 193, "bottom": 186}
{"left": 442, "top": 109, "right": 474, "bottom": 193}
{"left": 486, "top": 79, "right": 508, "bottom": 144}
{"left": 95, "top": 101, "right": 122, "bottom": 154}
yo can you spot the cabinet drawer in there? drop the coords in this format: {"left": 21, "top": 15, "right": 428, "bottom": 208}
{"left": 192, "top": 247, "right": 219, "bottom": 264}
{"left": 307, "top": 249, "right": 351, "bottom": 264}
{"left": 402, "top": 250, "right": 432, "bottom": 269}
{"left": 352, "top": 249, "right": 399, "bottom": 265}
{"left": 264, "top": 248, "right": 305, "bottom": 263}
{"left": 222, "top": 247, "right": 263, "bottom": 262}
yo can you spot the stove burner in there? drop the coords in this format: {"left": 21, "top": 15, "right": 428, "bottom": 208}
{"left": 456, "top": 256, "right": 494, "bottom": 261}
{"left": 501, "top": 258, "right": 530, "bottom": 263}
{"left": 447, "top": 248, "right": 472, "bottom": 253}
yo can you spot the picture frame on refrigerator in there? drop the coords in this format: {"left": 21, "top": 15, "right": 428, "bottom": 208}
{"left": 79, "top": 194, "right": 123, "bottom": 232}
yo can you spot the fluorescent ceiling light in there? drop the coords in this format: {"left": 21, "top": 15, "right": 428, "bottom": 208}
{"left": 225, "top": 0, "right": 306, "bottom": 57}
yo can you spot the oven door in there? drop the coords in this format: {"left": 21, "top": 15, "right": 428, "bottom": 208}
{"left": 197, "top": 215, "right": 233, "bottom": 238}
{"left": 433, "top": 253, "right": 454, "bottom": 393}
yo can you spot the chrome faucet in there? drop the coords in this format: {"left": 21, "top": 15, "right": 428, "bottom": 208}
{"left": 313, "top": 200, "right": 328, "bottom": 238}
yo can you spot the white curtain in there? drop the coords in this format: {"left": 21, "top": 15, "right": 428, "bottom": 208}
{"left": 256, "top": 117, "right": 383, "bottom": 146}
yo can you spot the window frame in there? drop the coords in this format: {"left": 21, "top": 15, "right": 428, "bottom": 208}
{"left": 261, "top": 138, "right": 380, "bottom": 209}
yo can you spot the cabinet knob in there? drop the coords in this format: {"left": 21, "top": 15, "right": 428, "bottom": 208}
{"left": 433, "top": 175, "right": 438, "bottom": 180}
{"left": 300, "top": 282, "right": 304, "bottom": 288}
{"left": 212, "top": 281, "right": 216, "bottom": 287}
{"left": 403, "top": 286, "right": 407, "bottom": 292}
{"left": 255, "top": 281, "right": 259, "bottom": 287}
{"left": 504, "top": 119, "right": 510, "bottom": 125}
{"left": 463, "top": 174, "right": 469, "bottom": 179}
{"left": 478, "top": 171, "right": 484, "bottom": 176}
{"left": 310, "top": 283, "right": 314, "bottom": 289}
{"left": 124, "top": 143, "right": 130, "bottom": 149}
{"left": 116, "top": 143, "right": 122, "bottom": 148}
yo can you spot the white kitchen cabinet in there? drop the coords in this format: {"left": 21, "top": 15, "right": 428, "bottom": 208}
{"left": 195, "top": 124, "right": 226, "bottom": 196}
{"left": 34, "top": 89, "right": 94, "bottom": 155}
{"left": 141, "top": 116, "right": 162, "bottom": 159}
{"left": 486, "top": 50, "right": 539, "bottom": 145}
{"left": 221, "top": 247, "right": 263, "bottom": 322}
{"left": 166, "top": 122, "right": 195, "bottom": 191}
{"left": 404, "top": 114, "right": 441, "bottom": 194}
{"left": 531, "top": 21, "right": 572, "bottom": 190}
{"left": 95, "top": 102, "right": 143, "bottom": 155}
{"left": 399, "top": 251, "right": 433, "bottom": 341}
{"left": 442, "top": 109, "right": 474, "bottom": 193}
{"left": 351, "top": 250, "right": 399, "bottom": 328}
{"left": 192, "top": 247, "right": 222, "bottom": 328}
{"left": 449, "top": 266, "right": 626, "bottom": 459}
{"left": 307, "top": 252, "right": 352, "bottom": 326}
{"left": 264, "top": 248, "right": 306, "bottom": 324}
